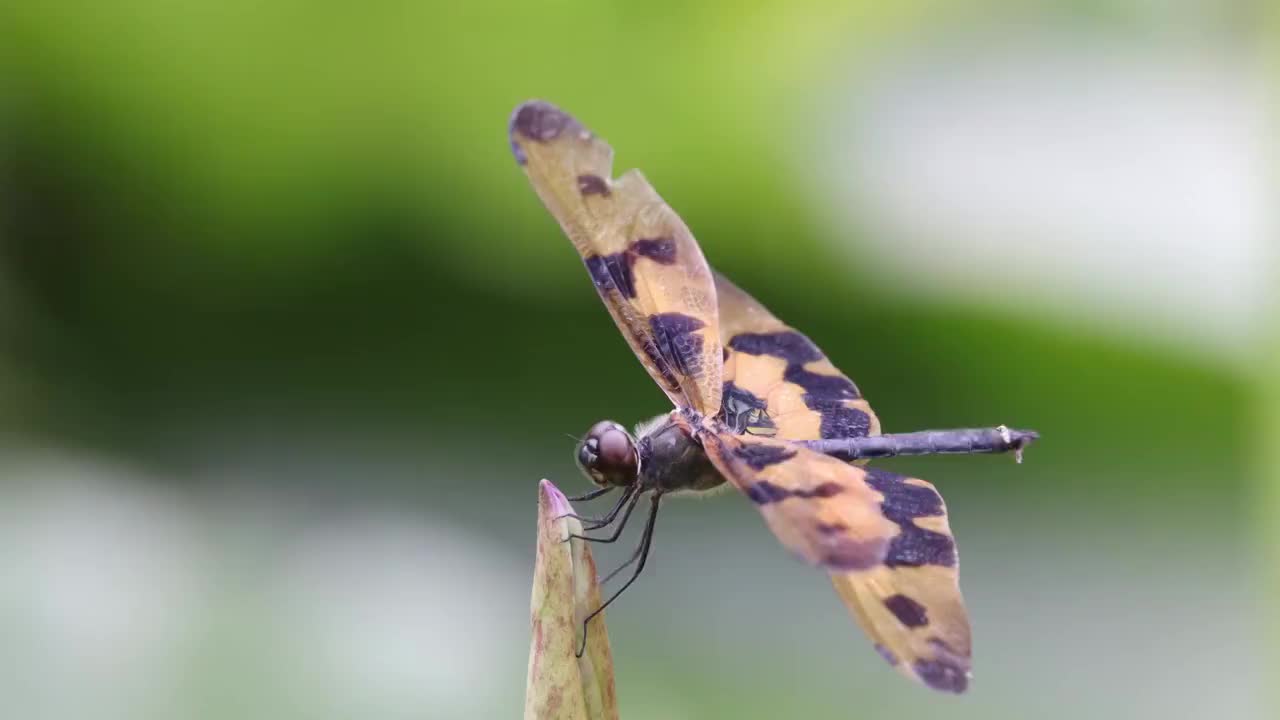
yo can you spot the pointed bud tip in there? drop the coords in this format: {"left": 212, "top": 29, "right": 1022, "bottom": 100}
{"left": 539, "top": 478, "right": 573, "bottom": 518}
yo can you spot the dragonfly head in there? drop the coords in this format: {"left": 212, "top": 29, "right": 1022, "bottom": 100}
{"left": 575, "top": 420, "right": 639, "bottom": 488}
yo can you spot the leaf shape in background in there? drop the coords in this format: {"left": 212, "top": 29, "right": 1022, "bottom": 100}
{"left": 526, "top": 479, "right": 619, "bottom": 720}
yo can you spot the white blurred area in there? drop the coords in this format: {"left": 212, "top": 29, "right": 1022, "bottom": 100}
{"left": 0, "top": 449, "right": 526, "bottom": 720}
{"left": 811, "top": 30, "right": 1269, "bottom": 366}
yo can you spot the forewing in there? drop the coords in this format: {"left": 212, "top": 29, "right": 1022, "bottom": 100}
{"left": 715, "top": 272, "right": 877, "bottom": 441}
{"left": 509, "top": 101, "right": 722, "bottom": 415}
{"left": 703, "top": 431, "right": 971, "bottom": 693}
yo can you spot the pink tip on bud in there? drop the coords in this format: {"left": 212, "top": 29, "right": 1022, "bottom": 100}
{"left": 540, "top": 478, "right": 574, "bottom": 521}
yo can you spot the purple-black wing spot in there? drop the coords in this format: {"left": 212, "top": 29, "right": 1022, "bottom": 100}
{"left": 511, "top": 101, "right": 575, "bottom": 142}
{"left": 745, "top": 479, "right": 792, "bottom": 503}
{"left": 649, "top": 312, "right": 704, "bottom": 335}
{"left": 650, "top": 313, "right": 706, "bottom": 385}
{"left": 729, "top": 331, "right": 823, "bottom": 365}
{"left": 631, "top": 237, "right": 677, "bottom": 264}
{"left": 883, "top": 594, "right": 930, "bottom": 628}
{"left": 509, "top": 100, "right": 578, "bottom": 165}
{"left": 585, "top": 253, "right": 637, "bottom": 299}
{"left": 734, "top": 445, "right": 797, "bottom": 472}
{"left": 864, "top": 467, "right": 956, "bottom": 568}
{"left": 865, "top": 467, "right": 945, "bottom": 517}
{"left": 577, "top": 174, "right": 610, "bottom": 196}
{"left": 783, "top": 365, "right": 860, "bottom": 401}
{"left": 883, "top": 525, "right": 956, "bottom": 568}
{"left": 914, "top": 658, "right": 969, "bottom": 693}
{"left": 811, "top": 400, "right": 872, "bottom": 439}
{"left": 744, "top": 477, "right": 842, "bottom": 503}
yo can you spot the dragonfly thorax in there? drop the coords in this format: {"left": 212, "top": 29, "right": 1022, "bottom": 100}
{"left": 635, "top": 411, "right": 726, "bottom": 494}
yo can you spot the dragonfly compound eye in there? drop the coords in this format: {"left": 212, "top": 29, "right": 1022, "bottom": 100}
{"left": 576, "top": 421, "right": 638, "bottom": 487}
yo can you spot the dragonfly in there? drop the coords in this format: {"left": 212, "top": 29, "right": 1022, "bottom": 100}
{"left": 508, "top": 100, "right": 1038, "bottom": 694}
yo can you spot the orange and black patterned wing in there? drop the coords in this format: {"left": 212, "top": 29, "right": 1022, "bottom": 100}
{"left": 702, "top": 430, "right": 972, "bottom": 693}
{"left": 828, "top": 464, "right": 971, "bottom": 693}
{"left": 715, "top": 272, "right": 877, "bottom": 441}
{"left": 509, "top": 101, "right": 722, "bottom": 416}
{"left": 701, "top": 431, "right": 894, "bottom": 569}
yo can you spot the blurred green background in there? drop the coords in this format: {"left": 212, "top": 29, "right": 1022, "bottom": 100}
{"left": 0, "top": 1, "right": 1271, "bottom": 719}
